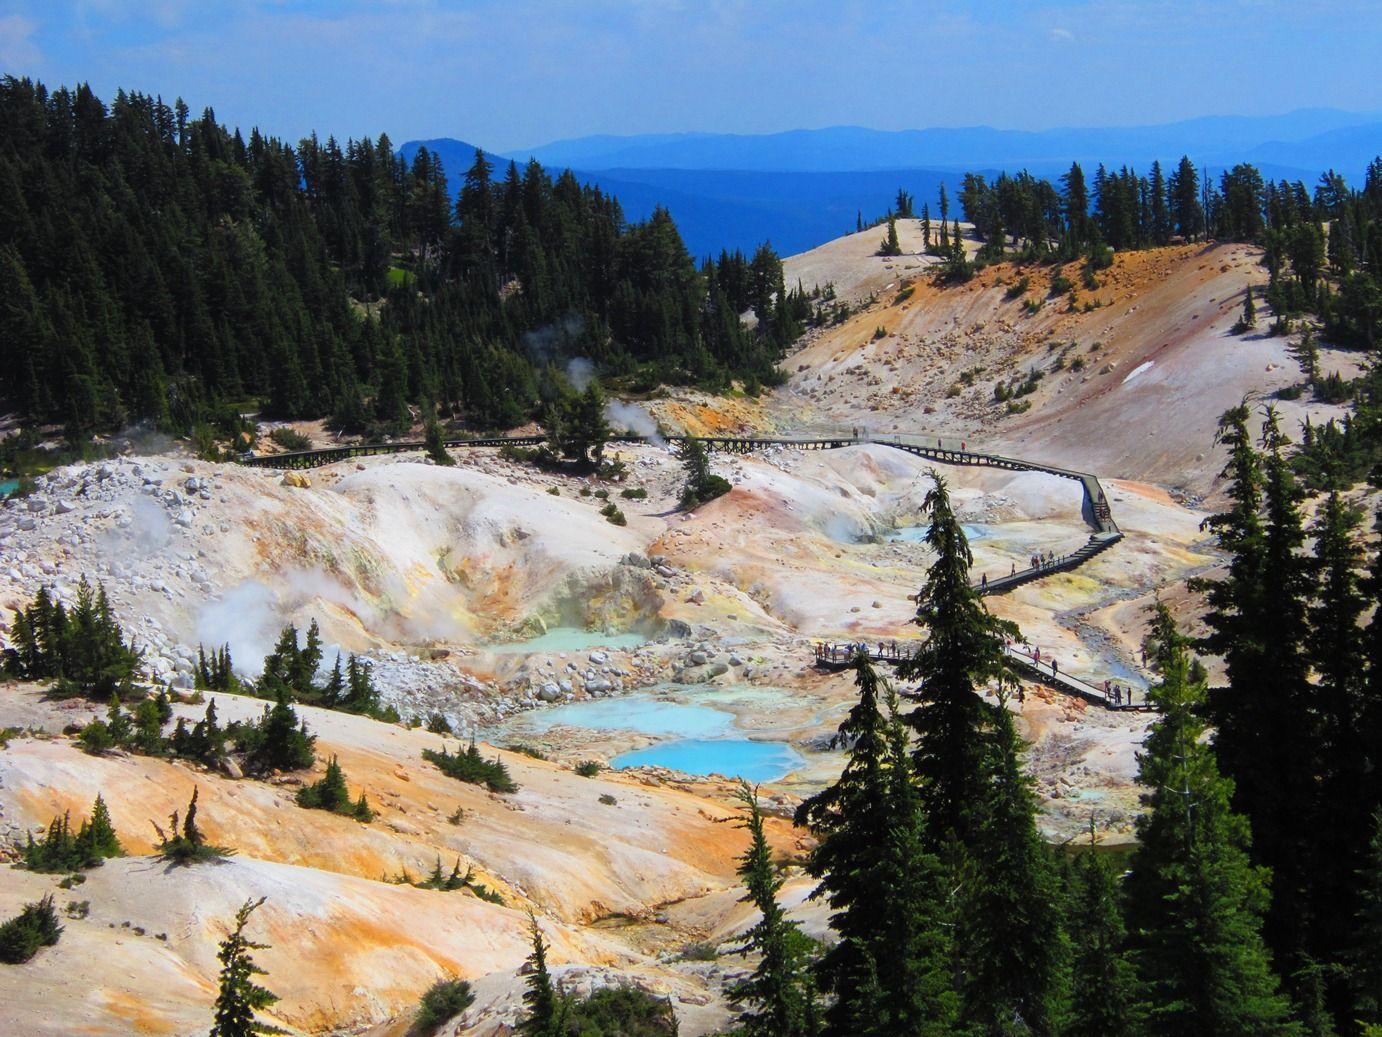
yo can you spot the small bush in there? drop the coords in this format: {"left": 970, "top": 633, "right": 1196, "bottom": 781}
{"left": 1005, "top": 275, "right": 1031, "bottom": 300}
{"left": 605, "top": 506, "right": 627, "bottom": 526}
{"left": 1022, "top": 297, "right": 1043, "bottom": 314}
{"left": 893, "top": 286, "right": 915, "bottom": 305}
{"left": 424, "top": 741, "right": 518, "bottom": 794}
{"left": 563, "top": 986, "right": 679, "bottom": 1035}
{"left": 575, "top": 760, "right": 604, "bottom": 778}
{"left": 296, "top": 756, "right": 375, "bottom": 822}
{"left": 599, "top": 793, "right": 618, "bottom": 806}
{"left": 620, "top": 487, "right": 647, "bottom": 500}
{"left": 425, "top": 712, "right": 452, "bottom": 735}
{"left": 0, "top": 895, "right": 62, "bottom": 964}
{"left": 1070, "top": 356, "right": 1086, "bottom": 372}
{"left": 680, "top": 941, "right": 720, "bottom": 961}
{"left": 593, "top": 488, "right": 609, "bottom": 499}
{"left": 872, "top": 325, "right": 887, "bottom": 340}
{"left": 447, "top": 806, "right": 466, "bottom": 825}
{"left": 77, "top": 720, "right": 114, "bottom": 754}
{"left": 502, "top": 743, "right": 548, "bottom": 760}
{"left": 155, "top": 788, "right": 233, "bottom": 865}
{"left": 546, "top": 486, "right": 560, "bottom": 496}
{"left": 412, "top": 977, "right": 475, "bottom": 1035}
{"left": 269, "top": 427, "right": 312, "bottom": 452}
{"left": 1049, "top": 272, "right": 1074, "bottom": 296}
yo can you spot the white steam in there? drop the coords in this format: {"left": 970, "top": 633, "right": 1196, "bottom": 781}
{"left": 604, "top": 400, "right": 667, "bottom": 449}
{"left": 565, "top": 357, "right": 596, "bottom": 392}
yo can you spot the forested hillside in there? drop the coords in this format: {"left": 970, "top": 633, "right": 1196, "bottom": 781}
{"left": 0, "top": 77, "right": 806, "bottom": 438}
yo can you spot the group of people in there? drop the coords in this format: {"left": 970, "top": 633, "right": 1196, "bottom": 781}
{"left": 1103, "top": 680, "right": 1135, "bottom": 707}
{"left": 1029, "top": 550, "right": 1059, "bottom": 570}
{"left": 813, "top": 641, "right": 908, "bottom": 665}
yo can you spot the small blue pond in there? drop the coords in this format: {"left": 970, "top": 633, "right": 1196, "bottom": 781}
{"left": 886, "top": 522, "right": 991, "bottom": 543}
{"left": 518, "top": 698, "right": 734, "bottom": 739}
{"left": 503, "top": 694, "right": 804, "bottom": 782}
{"left": 484, "top": 626, "right": 649, "bottom": 654}
{"left": 0, "top": 479, "right": 18, "bottom": 499}
{"left": 612, "top": 739, "right": 804, "bottom": 784}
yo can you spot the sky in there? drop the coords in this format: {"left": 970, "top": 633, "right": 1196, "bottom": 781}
{"left": 1, "top": 0, "right": 1379, "bottom": 152}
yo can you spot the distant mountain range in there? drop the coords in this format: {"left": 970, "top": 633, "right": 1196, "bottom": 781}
{"left": 402, "top": 110, "right": 1382, "bottom": 258}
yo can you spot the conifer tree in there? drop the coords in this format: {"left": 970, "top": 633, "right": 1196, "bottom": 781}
{"left": 877, "top": 215, "right": 903, "bottom": 257}
{"left": 321, "top": 654, "right": 345, "bottom": 708}
{"left": 795, "top": 656, "right": 957, "bottom": 1036}
{"left": 209, "top": 897, "right": 278, "bottom": 1037}
{"left": 729, "top": 782, "right": 817, "bottom": 1037}
{"left": 897, "top": 472, "right": 1018, "bottom": 848}
{"left": 1125, "top": 602, "right": 1299, "bottom": 1037}
{"left": 1067, "top": 826, "right": 1139, "bottom": 1037}
{"left": 1237, "top": 286, "right": 1257, "bottom": 331}
{"left": 424, "top": 418, "right": 454, "bottom": 466}
{"left": 1354, "top": 810, "right": 1382, "bottom": 1027}
{"left": 959, "top": 703, "right": 1069, "bottom": 1035}
{"left": 679, "top": 435, "right": 731, "bottom": 509}
{"left": 520, "top": 913, "right": 565, "bottom": 1036}
{"left": 79, "top": 794, "right": 123, "bottom": 861}
{"left": 922, "top": 204, "right": 932, "bottom": 250}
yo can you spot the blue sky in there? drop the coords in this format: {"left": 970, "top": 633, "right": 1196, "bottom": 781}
{"left": 1, "top": 0, "right": 1379, "bottom": 151}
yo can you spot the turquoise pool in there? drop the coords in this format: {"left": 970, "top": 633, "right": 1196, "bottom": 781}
{"left": 484, "top": 626, "right": 650, "bottom": 654}
{"left": 612, "top": 738, "right": 804, "bottom": 783}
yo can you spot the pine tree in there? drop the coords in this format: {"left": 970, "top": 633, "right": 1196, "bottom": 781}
{"left": 78, "top": 794, "right": 123, "bottom": 861}
{"left": 1067, "top": 826, "right": 1139, "bottom": 1037}
{"left": 897, "top": 472, "right": 1018, "bottom": 848}
{"left": 729, "top": 782, "right": 816, "bottom": 1037}
{"left": 877, "top": 215, "right": 903, "bottom": 257}
{"left": 679, "top": 435, "right": 731, "bottom": 509}
{"left": 1236, "top": 286, "right": 1257, "bottom": 331}
{"left": 959, "top": 703, "right": 1069, "bottom": 1035}
{"left": 0, "top": 894, "right": 62, "bottom": 964}
{"left": 1125, "top": 602, "right": 1299, "bottom": 1037}
{"left": 520, "top": 913, "right": 565, "bottom": 1036}
{"left": 209, "top": 897, "right": 278, "bottom": 1037}
{"left": 1354, "top": 810, "right": 1382, "bottom": 1027}
{"left": 321, "top": 654, "right": 345, "bottom": 708}
{"left": 795, "top": 656, "right": 957, "bottom": 1036}
{"left": 424, "top": 418, "right": 454, "bottom": 466}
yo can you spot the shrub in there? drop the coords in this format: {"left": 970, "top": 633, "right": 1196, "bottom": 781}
{"left": 563, "top": 986, "right": 679, "bottom": 1036}
{"left": 872, "top": 325, "right": 887, "bottom": 340}
{"left": 574, "top": 760, "right": 603, "bottom": 778}
{"left": 605, "top": 506, "right": 627, "bottom": 526}
{"left": 268, "top": 427, "right": 312, "bottom": 451}
{"left": 0, "top": 895, "right": 62, "bottom": 964}
{"left": 680, "top": 941, "right": 720, "bottom": 961}
{"left": 893, "top": 285, "right": 915, "bottom": 305}
{"left": 425, "top": 712, "right": 452, "bottom": 735}
{"left": 23, "top": 795, "right": 123, "bottom": 872}
{"left": 1005, "top": 275, "right": 1031, "bottom": 300}
{"left": 1070, "top": 356, "right": 1086, "bottom": 372}
{"left": 423, "top": 741, "right": 518, "bottom": 794}
{"left": 155, "top": 788, "right": 233, "bottom": 865}
{"left": 413, "top": 977, "right": 475, "bottom": 1035}
{"left": 599, "top": 793, "right": 618, "bottom": 806}
{"left": 546, "top": 486, "right": 560, "bottom": 496}
{"left": 1022, "top": 297, "right": 1044, "bottom": 314}
{"left": 77, "top": 719, "right": 114, "bottom": 754}
{"left": 424, "top": 419, "right": 455, "bottom": 467}
{"left": 593, "top": 488, "right": 609, "bottom": 499}
{"left": 1049, "top": 272, "right": 1074, "bottom": 296}
{"left": 620, "top": 487, "right": 647, "bottom": 500}
{"left": 447, "top": 806, "right": 466, "bottom": 825}
{"left": 296, "top": 756, "right": 374, "bottom": 821}
{"left": 503, "top": 743, "right": 548, "bottom": 760}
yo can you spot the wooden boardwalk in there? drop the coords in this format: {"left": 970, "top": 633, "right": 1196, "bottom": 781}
{"left": 240, "top": 429, "right": 1139, "bottom": 710}
{"left": 812, "top": 642, "right": 1151, "bottom": 712}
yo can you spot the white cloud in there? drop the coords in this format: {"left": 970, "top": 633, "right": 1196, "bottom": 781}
{"left": 0, "top": 14, "right": 42, "bottom": 69}
{"left": 1049, "top": 26, "right": 1074, "bottom": 42}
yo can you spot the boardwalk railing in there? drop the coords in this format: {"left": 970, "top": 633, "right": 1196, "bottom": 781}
{"left": 812, "top": 641, "right": 1151, "bottom": 712}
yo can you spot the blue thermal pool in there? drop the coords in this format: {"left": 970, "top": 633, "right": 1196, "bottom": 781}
{"left": 501, "top": 694, "right": 804, "bottom": 782}
{"left": 483, "top": 626, "right": 650, "bottom": 654}
{"left": 886, "top": 522, "right": 991, "bottom": 543}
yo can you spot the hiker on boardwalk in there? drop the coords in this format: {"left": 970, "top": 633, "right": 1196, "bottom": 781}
{"left": 981, "top": 573, "right": 988, "bottom": 589}
{"left": 1051, "top": 658, "right": 1059, "bottom": 678}
{"left": 1010, "top": 562, "right": 1016, "bottom": 576}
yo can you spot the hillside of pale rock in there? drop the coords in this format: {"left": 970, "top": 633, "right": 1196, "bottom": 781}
{"left": 1, "top": 230, "right": 1341, "bottom": 1034}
